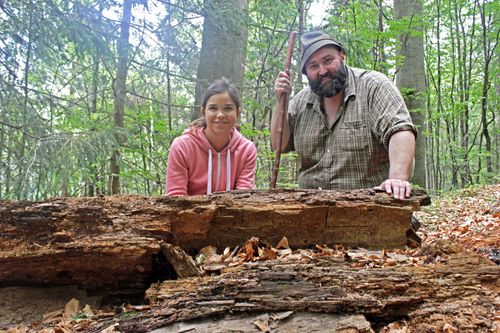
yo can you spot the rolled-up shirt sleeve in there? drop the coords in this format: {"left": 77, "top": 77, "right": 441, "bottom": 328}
{"left": 368, "top": 73, "right": 418, "bottom": 149}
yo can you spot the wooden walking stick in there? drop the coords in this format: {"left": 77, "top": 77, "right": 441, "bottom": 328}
{"left": 270, "top": 31, "right": 296, "bottom": 189}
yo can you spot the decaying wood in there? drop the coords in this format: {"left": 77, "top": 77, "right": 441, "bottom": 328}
{"left": 159, "top": 241, "right": 201, "bottom": 278}
{"left": 149, "top": 312, "right": 374, "bottom": 333}
{"left": 90, "top": 246, "right": 498, "bottom": 333}
{"left": 0, "top": 189, "right": 430, "bottom": 289}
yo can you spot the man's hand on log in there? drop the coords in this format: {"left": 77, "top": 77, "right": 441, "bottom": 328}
{"left": 375, "top": 179, "right": 411, "bottom": 200}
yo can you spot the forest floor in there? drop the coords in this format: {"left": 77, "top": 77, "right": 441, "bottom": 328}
{"left": 1, "top": 184, "right": 499, "bottom": 333}
{"left": 415, "top": 183, "right": 499, "bottom": 264}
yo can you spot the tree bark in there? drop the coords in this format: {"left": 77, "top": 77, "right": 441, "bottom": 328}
{"left": 160, "top": 241, "right": 202, "bottom": 278}
{"left": 192, "top": 0, "right": 249, "bottom": 120}
{"left": 110, "top": 0, "right": 133, "bottom": 194}
{"left": 3, "top": 191, "right": 498, "bottom": 333}
{"left": 95, "top": 246, "right": 498, "bottom": 333}
{"left": 394, "top": 0, "right": 427, "bottom": 189}
{"left": 478, "top": 0, "right": 493, "bottom": 176}
{"left": 0, "top": 189, "right": 429, "bottom": 290}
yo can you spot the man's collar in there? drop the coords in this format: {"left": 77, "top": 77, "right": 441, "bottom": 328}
{"left": 343, "top": 65, "right": 356, "bottom": 101}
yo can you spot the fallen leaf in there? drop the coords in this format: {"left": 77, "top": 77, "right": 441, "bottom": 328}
{"left": 259, "top": 247, "right": 278, "bottom": 260}
{"left": 198, "top": 245, "right": 218, "bottom": 257}
{"left": 316, "top": 244, "right": 334, "bottom": 255}
{"left": 82, "top": 304, "right": 94, "bottom": 317}
{"left": 276, "top": 236, "right": 289, "bottom": 249}
{"left": 195, "top": 253, "right": 207, "bottom": 265}
{"left": 252, "top": 319, "right": 270, "bottom": 332}
{"left": 244, "top": 237, "right": 259, "bottom": 261}
{"left": 222, "top": 246, "right": 231, "bottom": 258}
{"left": 64, "top": 298, "right": 80, "bottom": 318}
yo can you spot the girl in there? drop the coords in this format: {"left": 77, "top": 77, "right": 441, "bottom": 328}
{"left": 166, "top": 78, "right": 257, "bottom": 195}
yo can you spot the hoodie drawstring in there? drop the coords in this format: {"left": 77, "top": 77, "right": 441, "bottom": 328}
{"left": 206, "top": 148, "right": 231, "bottom": 195}
{"left": 207, "top": 148, "right": 212, "bottom": 194}
{"left": 226, "top": 148, "right": 231, "bottom": 191}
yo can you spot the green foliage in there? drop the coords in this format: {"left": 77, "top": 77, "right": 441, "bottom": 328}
{"left": 0, "top": 0, "right": 497, "bottom": 199}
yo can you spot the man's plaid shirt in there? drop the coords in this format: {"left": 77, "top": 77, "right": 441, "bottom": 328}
{"left": 284, "top": 66, "right": 417, "bottom": 190}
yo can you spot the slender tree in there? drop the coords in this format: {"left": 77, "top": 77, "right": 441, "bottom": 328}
{"left": 110, "top": 0, "right": 134, "bottom": 194}
{"left": 478, "top": 0, "right": 496, "bottom": 177}
{"left": 394, "top": 0, "right": 427, "bottom": 188}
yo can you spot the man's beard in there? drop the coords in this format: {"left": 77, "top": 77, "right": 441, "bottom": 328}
{"left": 309, "top": 64, "right": 347, "bottom": 97}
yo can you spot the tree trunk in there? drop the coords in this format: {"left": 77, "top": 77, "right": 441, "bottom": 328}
{"left": 87, "top": 52, "right": 100, "bottom": 197}
{"left": 455, "top": 0, "right": 477, "bottom": 187}
{"left": 447, "top": 5, "right": 459, "bottom": 189}
{"left": 97, "top": 247, "right": 498, "bottom": 333}
{"left": 434, "top": 0, "right": 442, "bottom": 190}
{"left": 0, "top": 189, "right": 429, "bottom": 291}
{"left": 297, "top": 0, "right": 304, "bottom": 86}
{"left": 478, "top": 0, "right": 493, "bottom": 177}
{"left": 87, "top": 4, "right": 105, "bottom": 197}
{"left": 495, "top": 40, "right": 500, "bottom": 173}
{"left": 192, "top": 0, "right": 249, "bottom": 120}
{"left": 374, "top": 0, "right": 387, "bottom": 74}
{"left": 110, "top": 0, "right": 133, "bottom": 194}
{"left": 16, "top": 0, "right": 34, "bottom": 200}
{"left": 394, "top": 0, "right": 427, "bottom": 189}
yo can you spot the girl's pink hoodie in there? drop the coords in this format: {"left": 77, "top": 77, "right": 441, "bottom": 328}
{"left": 166, "top": 127, "right": 257, "bottom": 196}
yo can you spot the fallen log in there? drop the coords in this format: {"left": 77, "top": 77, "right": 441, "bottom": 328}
{"left": 2, "top": 188, "right": 498, "bottom": 332}
{"left": 0, "top": 189, "right": 429, "bottom": 290}
{"left": 91, "top": 246, "right": 499, "bottom": 333}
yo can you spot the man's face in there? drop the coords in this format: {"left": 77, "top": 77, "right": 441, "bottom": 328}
{"left": 305, "top": 46, "right": 347, "bottom": 98}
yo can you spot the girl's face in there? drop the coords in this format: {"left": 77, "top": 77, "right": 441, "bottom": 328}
{"left": 203, "top": 92, "right": 240, "bottom": 135}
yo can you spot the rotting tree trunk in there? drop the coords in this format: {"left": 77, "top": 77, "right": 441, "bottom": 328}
{"left": 89, "top": 247, "right": 498, "bottom": 333}
{"left": 0, "top": 189, "right": 429, "bottom": 290}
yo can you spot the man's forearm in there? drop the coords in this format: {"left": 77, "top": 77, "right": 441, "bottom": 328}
{"left": 388, "top": 130, "right": 416, "bottom": 181}
{"left": 271, "top": 100, "right": 291, "bottom": 152}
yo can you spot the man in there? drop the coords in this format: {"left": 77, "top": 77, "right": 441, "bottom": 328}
{"left": 271, "top": 31, "right": 417, "bottom": 200}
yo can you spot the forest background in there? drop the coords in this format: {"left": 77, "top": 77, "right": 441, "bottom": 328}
{"left": 0, "top": 0, "right": 498, "bottom": 200}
